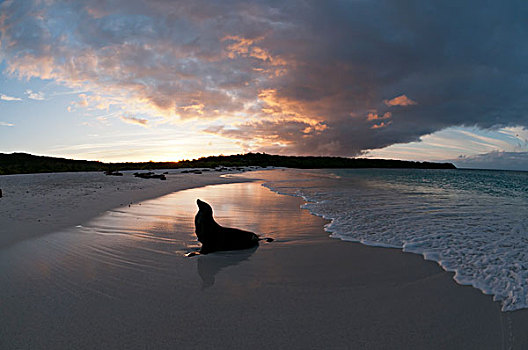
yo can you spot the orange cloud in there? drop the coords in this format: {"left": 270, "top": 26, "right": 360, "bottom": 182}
{"left": 6, "top": 54, "right": 56, "bottom": 80}
{"left": 223, "top": 35, "right": 287, "bottom": 69}
{"left": 258, "top": 89, "right": 308, "bottom": 120}
{"left": 384, "top": 95, "right": 417, "bottom": 106}
{"left": 205, "top": 118, "right": 328, "bottom": 146}
{"left": 222, "top": 35, "right": 260, "bottom": 58}
{"left": 371, "top": 121, "right": 392, "bottom": 129}
{"left": 249, "top": 46, "right": 287, "bottom": 66}
{"left": 256, "top": 89, "right": 330, "bottom": 137}
{"left": 179, "top": 103, "right": 205, "bottom": 115}
{"left": 367, "top": 111, "right": 391, "bottom": 121}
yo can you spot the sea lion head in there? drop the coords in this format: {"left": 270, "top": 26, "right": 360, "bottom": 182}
{"left": 196, "top": 199, "right": 213, "bottom": 217}
{"left": 195, "top": 199, "right": 216, "bottom": 246}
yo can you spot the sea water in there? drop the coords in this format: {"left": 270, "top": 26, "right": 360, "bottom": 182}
{"left": 263, "top": 168, "right": 528, "bottom": 311}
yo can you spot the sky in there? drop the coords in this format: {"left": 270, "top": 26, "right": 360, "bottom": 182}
{"left": 0, "top": 0, "right": 527, "bottom": 170}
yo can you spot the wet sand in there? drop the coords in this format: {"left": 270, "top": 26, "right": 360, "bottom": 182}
{"left": 1, "top": 177, "right": 528, "bottom": 349}
{"left": 0, "top": 169, "right": 253, "bottom": 248}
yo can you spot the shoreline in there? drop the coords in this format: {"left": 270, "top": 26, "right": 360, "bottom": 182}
{"left": 257, "top": 167, "right": 528, "bottom": 313}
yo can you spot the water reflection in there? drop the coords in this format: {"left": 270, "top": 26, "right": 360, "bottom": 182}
{"left": 0, "top": 179, "right": 332, "bottom": 347}
{"left": 88, "top": 180, "right": 323, "bottom": 253}
{"left": 1, "top": 181, "right": 324, "bottom": 295}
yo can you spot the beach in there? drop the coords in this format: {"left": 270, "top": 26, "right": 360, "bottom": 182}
{"left": 0, "top": 169, "right": 253, "bottom": 248}
{"left": 1, "top": 169, "right": 528, "bottom": 349}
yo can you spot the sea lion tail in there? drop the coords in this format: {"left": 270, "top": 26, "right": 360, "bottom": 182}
{"left": 259, "top": 237, "right": 274, "bottom": 243}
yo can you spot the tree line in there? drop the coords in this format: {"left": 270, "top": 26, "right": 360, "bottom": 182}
{"left": 0, "top": 152, "right": 456, "bottom": 175}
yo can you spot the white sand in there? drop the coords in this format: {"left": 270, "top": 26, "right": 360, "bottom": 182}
{"left": 0, "top": 169, "right": 253, "bottom": 248}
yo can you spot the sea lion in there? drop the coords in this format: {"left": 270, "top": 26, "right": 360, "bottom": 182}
{"left": 191, "top": 199, "right": 272, "bottom": 255}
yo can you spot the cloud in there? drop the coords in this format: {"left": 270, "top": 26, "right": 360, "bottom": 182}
{"left": 367, "top": 112, "right": 391, "bottom": 121}
{"left": 453, "top": 151, "right": 528, "bottom": 171}
{"left": 371, "top": 121, "right": 391, "bottom": 129}
{"left": 204, "top": 119, "right": 330, "bottom": 154}
{"left": 0, "top": 121, "right": 15, "bottom": 127}
{"left": 25, "top": 89, "right": 45, "bottom": 100}
{"left": 119, "top": 115, "right": 148, "bottom": 126}
{"left": 1, "top": 0, "right": 527, "bottom": 157}
{"left": 383, "top": 95, "right": 417, "bottom": 107}
{"left": 0, "top": 93, "right": 22, "bottom": 101}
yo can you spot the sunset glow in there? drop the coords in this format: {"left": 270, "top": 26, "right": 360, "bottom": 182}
{"left": 1, "top": 1, "right": 527, "bottom": 169}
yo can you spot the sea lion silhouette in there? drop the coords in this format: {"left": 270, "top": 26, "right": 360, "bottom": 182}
{"left": 190, "top": 199, "right": 273, "bottom": 255}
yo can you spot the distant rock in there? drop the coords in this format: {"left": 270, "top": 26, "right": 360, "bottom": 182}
{"left": 133, "top": 172, "right": 166, "bottom": 180}
{"left": 104, "top": 170, "right": 123, "bottom": 176}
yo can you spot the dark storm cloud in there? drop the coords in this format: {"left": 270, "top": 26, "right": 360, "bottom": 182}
{"left": 1, "top": 0, "right": 527, "bottom": 155}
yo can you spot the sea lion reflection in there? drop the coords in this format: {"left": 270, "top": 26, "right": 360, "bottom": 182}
{"left": 197, "top": 247, "right": 257, "bottom": 288}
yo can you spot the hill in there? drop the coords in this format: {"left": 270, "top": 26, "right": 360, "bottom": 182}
{"left": 0, "top": 152, "right": 456, "bottom": 175}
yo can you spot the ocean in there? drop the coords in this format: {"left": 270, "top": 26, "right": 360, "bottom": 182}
{"left": 263, "top": 168, "right": 528, "bottom": 311}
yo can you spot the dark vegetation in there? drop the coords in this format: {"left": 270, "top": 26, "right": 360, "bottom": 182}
{"left": 0, "top": 152, "right": 456, "bottom": 175}
{"left": 0, "top": 153, "right": 107, "bottom": 175}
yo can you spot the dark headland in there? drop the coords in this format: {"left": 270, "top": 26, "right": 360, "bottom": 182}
{"left": 0, "top": 152, "right": 456, "bottom": 175}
